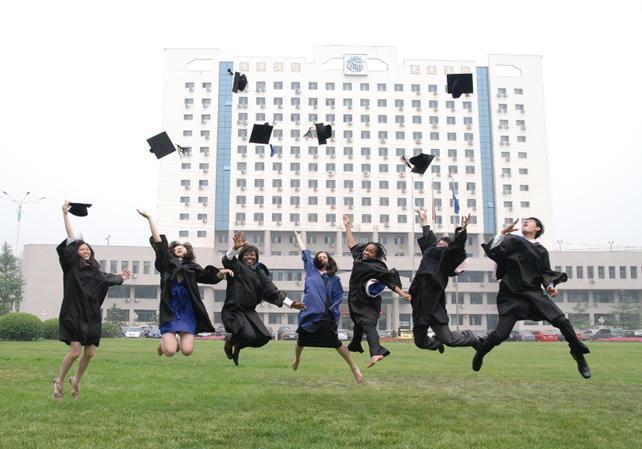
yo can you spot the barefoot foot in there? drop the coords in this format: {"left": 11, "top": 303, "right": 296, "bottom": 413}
{"left": 367, "top": 355, "right": 384, "bottom": 368}
{"left": 157, "top": 342, "right": 163, "bottom": 356}
{"left": 292, "top": 358, "right": 300, "bottom": 371}
{"left": 352, "top": 366, "right": 363, "bottom": 383}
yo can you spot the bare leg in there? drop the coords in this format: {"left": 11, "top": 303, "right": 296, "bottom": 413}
{"left": 159, "top": 333, "right": 178, "bottom": 356}
{"left": 336, "top": 344, "right": 363, "bottom": 383}
{"left": 292, "top": 343, "right": 304, "bottom": 370}
{"left": 73, "top": 345, "right": 95, "bottom": 384}
{"left": 54, "top": 341, "right": 81, "bottom": 401}
{"left": 178, "top": 332, "right": 194, "bottom": 356}
{"left": 367, "top": 355, "right": 384, "bottom": 368}
{"left": 176, "top": 334, "right": 181, "bottom": 353}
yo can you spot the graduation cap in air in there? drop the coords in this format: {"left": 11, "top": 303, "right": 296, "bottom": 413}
{"left": 68, "top": 202, "right": 92, "bottom": 217}
{"left": 401, "top": 153, "right": 435, "bottom": 175}
{"left": 447, "top": 73, "right": 474, "bottom": 99}
{"left": 232, "top": 72, "right": 248, "bottom": 93}
{"left": 303, "top": 123, "right": 333, "bottom": 145}
{"left": 250, "top": 123, "right": 275, "bottom": 156}
{"left": 147, "top": 131, "right": 187, "bottom": 159}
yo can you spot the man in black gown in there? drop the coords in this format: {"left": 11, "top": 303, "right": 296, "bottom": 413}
{"left": 473, "top": 218, "right": 591, "bottom": 378}
{"left": 409, "top": 209, "right": 481, "bottom": 353}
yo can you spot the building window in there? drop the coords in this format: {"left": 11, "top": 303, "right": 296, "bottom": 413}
{"left": 518, "top": 152, "right": 527, "bottom": 159}
{"left": 308, "top": 214, "right": 318, "bottom": 222}
{"left": 377, "top": 84, "right": 387, "bottom": 91}
{"left": 343, "top": 83, "right": 352, "bottom": 91}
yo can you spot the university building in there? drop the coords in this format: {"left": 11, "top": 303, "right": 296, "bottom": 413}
{"left": 19, "top": 47, "right": 641, "bottom": 332}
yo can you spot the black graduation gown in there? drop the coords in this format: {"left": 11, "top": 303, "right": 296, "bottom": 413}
{"left": 481, "top": 234, "right": 567, "bottom": 322}
{"left": 409, "top": 226, "right": 468, "bottom": 325}
{"left": 347, "top": 244, "right": 402, "bottom": 328}
{"left": 57, "top": 239, "right": 124, "bottom": 347}
{"left": 221, "top": 255, "right": 288, "bottom": 340}
{"left": 150, "top": 235, "right": 220, "bottom": 333}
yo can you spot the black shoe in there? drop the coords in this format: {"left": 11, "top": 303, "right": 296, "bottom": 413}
{"left": 473, "top": 337, "right": 485, "bottom": 352}
{"left": 224, "top": 335, "right": 234, "bottom": 360}
{"left": 572, "top": 353, "right": 591, "bottom": 379}
{"left": 438, "top": 342, "right": 445, "bottom": 354}
{"left": 232, "top": 345, "right": 240, "bottom": 366}
{"left": 472, "top": 352, "right": 484, "bottom": 372}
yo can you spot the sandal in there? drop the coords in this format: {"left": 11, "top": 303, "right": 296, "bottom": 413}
{"left": 53, "top": 378, "right": 63, "bottom": 402}
{"left": 69, "top": 377, "right": 79, "bottom": 401}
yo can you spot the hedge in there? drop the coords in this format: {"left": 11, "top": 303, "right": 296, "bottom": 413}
{"left": 0, "top": 313, "right": 43, "bottom": 341}
{"left": 41, "top": 318, "right": 60, "bottom": 340}
{"left": 101, "top": 322, "right": 119, "bottom": 338}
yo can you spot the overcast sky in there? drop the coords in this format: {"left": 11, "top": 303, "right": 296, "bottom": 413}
{"left": 1, "top": 0, "right": 641, "bottom": 255}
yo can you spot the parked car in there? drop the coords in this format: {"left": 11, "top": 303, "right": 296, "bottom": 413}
{"left": 214, "top": 325, "right": 228, "bottom": 337}
{"left": 592, "top": 328, "right": 613, "bottom": 341}
{"left": 531, "top": 330, "right": 558, "bottom": 342}
{"left": 267, "top": 326, "right": 276, "bottom": 340}
{"left": 125, "top": 327, "right": 144, "bottom": 338}
{"left": 281, "top": 329, "right": 298, "bottom": 340}
{"left": 553, "top": 331, "right": 582, "bottom": 342}
{"left": 197, "top": 332, "right": 213, "bottom": 337}
{"left": 611, "top": 329, "right": 625, "bottom": 338}
{"left": 147, "top": 327, "right": 161, "bottom": 338}
{"left": 506, "top": 330, "right": 522, "bottom": 342}
{"left": 580, "top": 330, "right": 598, "bottom": 341}
{"left": 116, "top": 327, "right": 127, "bottom": 338}
{"left": 518, "top": 330, "right": 535, "bottom": 341}
{"left": 377, "top": 330, "right": 390, "bottom": 339}
{"left": 338, "top": 329, "right": 353, "bottom": 341}
{"left": 277, "top": 327, "right": 292, "bottom": 340}
{"left": 398, "top": 331, "right": 413, "bottom": 339}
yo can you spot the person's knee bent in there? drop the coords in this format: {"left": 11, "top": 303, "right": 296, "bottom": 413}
{"left": 164, "top": 348, "right": 177, "bottom": 357}
{"left": 182, "top": 348, "right": 193, "bottom": 356}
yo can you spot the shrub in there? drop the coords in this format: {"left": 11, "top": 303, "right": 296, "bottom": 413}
{"left": 41, "top": 318, "right": 60, "bottom": 340}
{"left": 101, "top": 322, "right": 119, "bottom": 338}
{"left": 0, "top": 313, "right": 43, "bottom": 341}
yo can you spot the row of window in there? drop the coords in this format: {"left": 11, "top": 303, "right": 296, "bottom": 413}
{"left": 234, "top": 196, "right": 476, "bottom": 207}
{"left": 231, "top": 213, "right": 477, "bottom": 225}
{"left": 554, "top": 265, "right": 640, "bottom": 280}
{"left": 238, "top": 113, "right": 480, "bottom": 126}
{"left": 236, "top": 97, "right": 474, "bottom": 110}
{"left": 233, "top": 81, "right": 477, "bottom": 93}
{"left": 237, "top": 146, "right": 476, "bottom": 157}
{"left": 99, "top": 260, "right": 153, "bottom": 275}
{"left": 235, "top": 162, "right": 483, "bottom": 175}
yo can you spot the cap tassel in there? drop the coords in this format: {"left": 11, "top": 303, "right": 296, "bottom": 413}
{"left": 401, "top": 155, "right": 413, "bottom": 170}
{"left": 302, "top": 127, "right": 313, "bottom": 140}
{"left": 270, "top": 144, "right": 275, "bottom": 157}
{"left": 176, "top": 144, "right": 187, "bottom": 158}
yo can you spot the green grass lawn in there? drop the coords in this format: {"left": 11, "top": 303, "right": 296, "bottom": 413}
{"left": 1, "top": 339, "right": 641, "bottom": 449}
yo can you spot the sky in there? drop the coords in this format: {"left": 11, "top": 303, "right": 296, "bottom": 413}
{"left": 1, "top": 0, "right": 641, "bottom": 255}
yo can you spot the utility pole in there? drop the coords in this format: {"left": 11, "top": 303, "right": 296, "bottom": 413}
{"left": 1, "top": 191, "right": 46, "bottom": 256}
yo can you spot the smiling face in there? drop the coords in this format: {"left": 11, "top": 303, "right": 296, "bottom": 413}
{"left": 316, "top": 252, "right": 329, "bottom": 269}
{"left": 363, "top": 244, "right": 379, "bottom": 260}
{"left": 77, "top": 243, "right": 91, "bottom": 260}
{"left": 436, "top": 240, "right": 449, "bottom": 248}
{"left": 172, "top": 245, "right": 187, "bottom": 258}
{"left": 242, "top": 250, "right": 257, "bottom": 267}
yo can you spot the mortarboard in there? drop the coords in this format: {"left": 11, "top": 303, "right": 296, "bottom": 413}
{"left": 232, "top": 72, "right": 248, "bottom": 93}
{"left": 447, "top": 73, "right": 474, "bottom": 99}
{"left": 401, "top": 153, "right": 435, "bottom": 175}
{"left": 147, "top": 132, "right": 182, "bottom": 159}
{"left": 68, "top": 202, "right": 92, "bottom": 217}
{"left": 250, "top": 123, "right": 275, "bottom": 156}
{"left": 303, "top": 123, "right": 333, "bottom": 145}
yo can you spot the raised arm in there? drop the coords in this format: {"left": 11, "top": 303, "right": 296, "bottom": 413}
{"left": 137, "top": 209, "right": 161, "bottom": 243}
{"left": 62, "top": 200, "right": 75, "bottom": 239}
{"left": 343, "top": 214, "right": 355, "bottom": 249}
{"left": 416, "top": 207, "right": 429, "bottom": 227}
{"left": 293, "top": 229, "right": 306, "bottom": 251}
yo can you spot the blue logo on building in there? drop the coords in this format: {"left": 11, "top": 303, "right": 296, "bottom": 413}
{"left": 346, "top": 56, "right": 365, "bottom": 73}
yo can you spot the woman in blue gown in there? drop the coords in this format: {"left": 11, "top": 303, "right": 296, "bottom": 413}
{"left": 138, "top": 210, "right": 232, "bottom": 357}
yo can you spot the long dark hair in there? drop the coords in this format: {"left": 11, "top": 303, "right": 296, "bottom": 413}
{"left": 76, "top": 240, "right": 100, "bottom": 271}
{"left": 365, "top": 242, "right": 387, "bottom": 260}
{"left": 169, "top": 241, "right": 196, "bottom": 261}
{"left": 313, "top": 251, "right": 338, "bottom": 276}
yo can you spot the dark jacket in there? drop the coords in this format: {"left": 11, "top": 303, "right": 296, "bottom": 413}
{"left": 150, "top": 235, "right": 220, "bottom": 333}
{"left": 57, "top": 239, "right": 123, "bottom": 346}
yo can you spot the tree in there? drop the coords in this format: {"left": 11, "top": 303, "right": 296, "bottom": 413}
{"left": 610, "top": 291, "right": 641, "bottom": 330}
{"left": 0, "top": 242, "right": 25, "bottom": 317}
{"left": 105, "top": 303, "right": 125, "bottom": 326}
{"left": 569, "top": 302, "right": 591, "bottom": 329}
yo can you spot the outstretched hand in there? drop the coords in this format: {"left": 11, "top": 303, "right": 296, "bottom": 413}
{"left": 400, "top": 292, "right": 412, "bottom": 302}
{"left": 120, "top": 270, "right": 131, "bottom": 281}
{"left": 218, "top": 269, "right": 235, "bottom": 279}
{"left": 291, "top": 300, "right": 306, "bottom": 310}
{"left": 415, "top": 207, "right": 428, "bottom": 222}
{"left": 461, "top": 213, "right": 471, "bottom": 231}
{"left": 62, "top": 200, "right": 71, "bottom": 215}
{"left": 501, "top": 218, "right": 520, "bottom": 235}
{"left": 233, "top": 231, "right": 248, "bottom": 250}
{"left": 293, "top": 229, "right": 300, "bottom": 238}
{"left": 137, "top": 209, "right": 152, "bottom": 220}
{"left": 547, "top": 286, "right": 559, "bottom": 298}
{"left": 343, "top": 214, "right": 351, "bottom": 227}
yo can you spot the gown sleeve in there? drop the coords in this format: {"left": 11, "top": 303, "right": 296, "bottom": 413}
{"left": 350, "top": 243, "right": 366, "bottom": 261}
{"left": 378, "top": 267, "right": 402, "bottom": 292}
{"left": 257, "top": 266, "right": 288, "bottom": 307}
{"left": 417, "top": 225, "right": 437, "bottom": 253}
{"left": 302, "top": 250, "right": 315, "bottom": 277}
{"left": 56, "top": 239, "right": 79, "bottom": 273}
{"left": 197, "top": 265, "right": 224, "bottom": 284}
{"left": 539, "top": 247, "right": 567, "bottom": 288}
{"left": 150, "top": 235, "right": 171, "bottom": 274}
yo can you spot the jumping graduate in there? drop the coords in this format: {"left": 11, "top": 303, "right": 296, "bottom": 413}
{"left": 138, "top": 210, "right": 231, "bottom": 357}
{"left": 343, "top": 214, "right": 411, "bottom": 367}
{"left": 221, "top": 231, "right": 305, "bottom": 365}
{"left": 409, "top": 208, "right": 481, "bottom": 353}
{"left": 291, "top": 230, "right": 362, "bottom": 383}
{"left": 473, "top": 218, "right": 591, "bottom": 378}
{"left": 54, "top": 200, "right": 131, "bottom": 402}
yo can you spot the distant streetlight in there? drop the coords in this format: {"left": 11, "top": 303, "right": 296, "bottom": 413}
{"left": 557, "top": 240, "right": 563, "bottom": 252}
{"left": 608, "top": 241, "right": 614, "bottom": 251}
{"left": 1, "top": 191, "right": 46, "bottom": 255}
{"left": 106, "top": 235, "right": 111, "bottom": 246}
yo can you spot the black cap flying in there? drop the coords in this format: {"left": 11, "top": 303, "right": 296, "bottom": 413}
{"left": 401, "top": 153, "right": 435, "bottom": 175}
{"left": 303, "top": 123, "right": 333, "bottom": 145}
{"left": 249, "top": 123, "right": 273, "bottom": 144}
{"left": 69, "top": 203, "right": 92, "bottom": 217}
{"left": 233, "top": 72, "right": 248, "bottom": 93}
{"left": 447, "top": 73, "right": 474, "bottom": 99}
{"left": 147, "top": 132, "right": 177, "bottom": 159}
